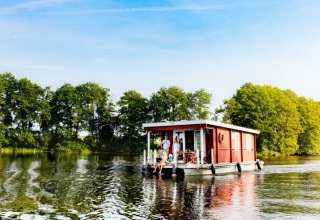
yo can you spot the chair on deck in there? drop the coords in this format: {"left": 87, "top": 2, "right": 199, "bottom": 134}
{"left": 177, "top": 150, "right": 184, "bottom": 163}
{"left": 184, "top": 151, "right": 196, "bottom": 163}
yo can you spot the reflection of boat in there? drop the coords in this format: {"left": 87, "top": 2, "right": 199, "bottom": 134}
{"left": 141, "top": 120, "right": 263, "bottom": 176}
{"left": 143, "top": 173, "right": 258, "bottom": 219}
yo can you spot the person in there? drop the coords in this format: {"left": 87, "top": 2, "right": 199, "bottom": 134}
{"left": 159, "top": 151, "right": 169, "bottom": 174}
{"left": 168, "top": 153, "right": 174, "bottom": 164}
{"left": 172, "top": 136, "right": 179, "bottom": 158}
{"left": 153, "top": 153, "right": 162, "bottom": 173}
{"left": 168, "top": 153, "right": 176, "bottom": 175}
{"left": 161, "top": 135, "right": 171, "bottom": 155}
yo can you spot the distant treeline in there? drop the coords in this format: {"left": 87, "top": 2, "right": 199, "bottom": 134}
{"left": 0, "top": 73, "right": 211, "bottom": 153}
{"left": 1, "top": 73, "right": 319, "bottom": 155}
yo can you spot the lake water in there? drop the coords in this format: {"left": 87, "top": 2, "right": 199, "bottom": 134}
{"left": 0, "top": 153, "right": 320, "bottom": 219}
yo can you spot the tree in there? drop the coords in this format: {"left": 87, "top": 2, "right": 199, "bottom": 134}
{"left": 0, "top": 73, "right": 48, "bottom": 148}
{"left": 50, "top": 83, "right": 76, "bottom": 142}
{"left": 296, "top": 97, "right": 320, "bottom": 155}
{"left": 149, "top": 86, "right": 212, "bottom": 122}
{"left": 188, "top": 89, "right": 212, "bottom": 119}
{"left": 49, "top": 83, "right": 115, "bottom": 150}
{"left": 75, "top": 82, "right": 114, "bottom": 149}
{"left": 0, "top": 75, "right": 6, "bottom": 147}
{"left": 117, "top": 90, "right": 149, "bottom": 143}
{"left": 221, "top": 83, "right": 302, "bottom": 155}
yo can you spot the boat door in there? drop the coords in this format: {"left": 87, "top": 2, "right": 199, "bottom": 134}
{"left": 173, "top": 130, "right": 185, "bottom": 151}
{"left": 194, "top": 131, "right": 201, "bottom": 152}
{"left": 194, "top": 130, "right": 206, "bottom": 163}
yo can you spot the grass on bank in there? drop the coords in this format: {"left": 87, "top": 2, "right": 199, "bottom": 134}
{"left": 0, "top": 148, "right": 43, "bottom": 155}
{"left": 0, "top": 145, "right": 91, "bottom": 155}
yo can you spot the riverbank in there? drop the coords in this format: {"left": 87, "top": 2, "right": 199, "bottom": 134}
{"left": 0, "top": 147, "right": 91, "bottom": 155}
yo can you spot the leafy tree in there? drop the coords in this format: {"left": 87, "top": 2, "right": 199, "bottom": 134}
{"left": 0, "top": 75, "right": 5, "bottom": 147}
{"left": 0, "top": 73, "right": 48, "bottom": 148}
{"left": 49, "top": 83, "right": 75, "bottom": 143}
{"left": 149, "top": 86, "right": 188, "bottom": 121}
{"left": 149, "top": 86, "right": 212, "bottom": 122}
{"left": 296, "top": 97, "right": 320, "bottom": 155}
{"left": 117, "top": 90, "right": 149, "bottom": 143}
{"left": 188, "top": 89, "right": 212, "bottom": 119}
{"left": 221, "top": 83, "right": 302, "bottom": 155}
{"left": 75, "top": 82, "right": 114, "bottom": 149}
{"left": 49, "top": 83, "right": 114, "bottom": 149}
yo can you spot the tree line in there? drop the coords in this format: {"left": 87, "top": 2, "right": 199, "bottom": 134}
{"left": 218, "top": 83, "right": 320, "bottom": 156}
{"left": 0, "top": 73, "right": 212, "bottom": 152}
{"left": 1, "top": 73, "right": 320, "bottom": 155}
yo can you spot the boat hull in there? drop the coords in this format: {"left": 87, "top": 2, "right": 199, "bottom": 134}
{"left": 142, "top": 161, "right": 263, "bottom": 176}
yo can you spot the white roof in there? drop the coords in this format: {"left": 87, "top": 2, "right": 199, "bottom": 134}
{"left": 142, "top": 120, "right": 260, "bottom": 134}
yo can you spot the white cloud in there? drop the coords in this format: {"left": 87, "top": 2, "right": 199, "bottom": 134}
{"left": 37, "top": 5, "right": 227, "bottom": 16}
{"left": 0, "top": 0, "right": 77, "bottom": 14}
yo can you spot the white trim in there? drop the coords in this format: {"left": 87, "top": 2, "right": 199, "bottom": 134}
{"left": 200, "top": 128, "right": 204, "bottom": 164}
{"left": 147, "top": 131, "right": 150, "bottom": 152}
{"left": 143, "top": 120, "right": 260, "bottom": 134}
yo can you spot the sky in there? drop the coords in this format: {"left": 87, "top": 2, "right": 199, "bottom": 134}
{"left": 1, "top": 0, "right": 320, "bottom": 110}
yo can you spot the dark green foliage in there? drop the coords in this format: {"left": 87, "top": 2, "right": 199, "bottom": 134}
{"left": 0, "top": 73, "right": 48, "bottom": 149}
{"left": 295, "top": 97, "right": 320, "bottom": 155}
{"left": 117, "top": 90, "right": 149, "bottom": 147}
{"left": 220, "top": 83, "right": 320, "bottom": 156}
{"left": 49, "top": 82, "right": 114, "bottom": 150}
{"left": 149, "top": 86, "right": 212, "bottom": 121}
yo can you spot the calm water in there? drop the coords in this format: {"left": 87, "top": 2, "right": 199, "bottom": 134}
{"left": 0, "top": 153, "right": 320, "bottom": 220}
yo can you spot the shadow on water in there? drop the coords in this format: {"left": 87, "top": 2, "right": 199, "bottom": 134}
{"left": 0, "top": 153, "right": 320, "bottom": 219}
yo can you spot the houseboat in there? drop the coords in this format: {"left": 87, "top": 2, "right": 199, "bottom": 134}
{"left": 142, "top": 120, "right": 263, "bottom": 176}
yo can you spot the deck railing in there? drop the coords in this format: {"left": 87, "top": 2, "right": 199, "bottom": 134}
{"left": 145, "top": 149, "right": 158, "bottom": 165}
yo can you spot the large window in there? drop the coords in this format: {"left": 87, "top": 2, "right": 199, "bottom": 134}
{"left": 232, "top": 132, "right": 240, "bottom": 150}
{"left": 246, "top": 134, "right": 253, "bottom": 150}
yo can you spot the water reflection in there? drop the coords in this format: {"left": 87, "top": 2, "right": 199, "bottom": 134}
{"left": 0, "top": 154, "right": 320, "bottom": 219}
{"left": 143, "top": 174, "right": 258, "bottom": 219}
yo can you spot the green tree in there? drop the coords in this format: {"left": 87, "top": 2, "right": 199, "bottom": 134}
{"left": 221, "top": 83, "right": 302, "bottom": 155}
{"left": 75, "top": 82, "right": 114, "bottom": 149}
{"left": 117, "top": 90, "right": 149, "bottom": 143}
{"left": 0, "top": 73, "right": 48, "bottom": 148}
{"left": 50, "top": 83, "right": 75, "bottom": 143}
{"left": 296, "top": 97, "right": 320, "bottom": 155}
{"left": 188, "top": 89, "right": 212, "bottom": 119}
{"left": 49, "top": 83, "right": 114, "bottom": 150}
{"left": 149, "top": 86, "right": 189, "bottom": 121}
{"left": 0, "top": 75, "right": 6, "bottom": 147}
{"left": 149, "top": 86, "right": 212, "bottom": 122}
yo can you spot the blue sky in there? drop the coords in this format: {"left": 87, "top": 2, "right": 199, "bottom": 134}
{"left": 1, "top": 0, "right": 320, "bottom": 110}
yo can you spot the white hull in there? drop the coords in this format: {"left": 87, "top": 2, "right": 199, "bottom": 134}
{"left": 143, "top": 161, "right": 263, "bottom": 176}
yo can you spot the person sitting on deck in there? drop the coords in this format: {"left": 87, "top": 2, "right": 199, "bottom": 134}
{"left": 153, "top": 153, "right": 162, "bottom": 173}
{"left": 158, "top": 151, "right": 169, "bottom": 174}
{"left": 168, "top": 153, "right": 174, "bottom": 164}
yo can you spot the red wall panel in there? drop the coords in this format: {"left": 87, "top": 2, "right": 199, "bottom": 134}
{"left": 241, "top": 133, "right": 255, "bottom": 162}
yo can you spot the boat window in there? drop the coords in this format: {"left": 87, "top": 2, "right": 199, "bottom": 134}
{"left": 185, "top": 130, "right": 194, "bottom": 151}
{"left": 232, "top": 132, "right": 240, "bottom": 150}
{"left": 246, "top": 134, "right": 253, "bottom": 150}
{"left": 195, "top": 131, "right": 201, "bottom": 152}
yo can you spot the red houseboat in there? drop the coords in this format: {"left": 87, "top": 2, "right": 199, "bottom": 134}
{"left": 142, "top": 120, "right": 263, "bottom": 176}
